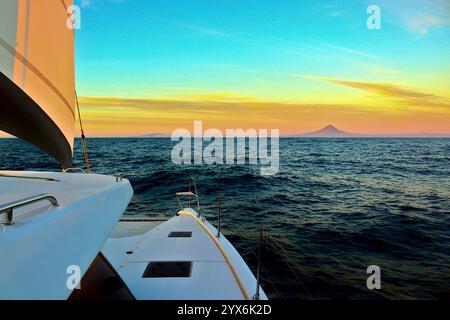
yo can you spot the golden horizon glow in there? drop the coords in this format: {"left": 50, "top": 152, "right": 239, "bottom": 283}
{"left": 1, "top": 76, "right": 449, "bottom": 138}
{"left": 66, "top": 75, "right": 450, "bottom": 137}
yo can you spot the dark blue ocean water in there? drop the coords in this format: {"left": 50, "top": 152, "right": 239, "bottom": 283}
{"left": 1, "top": 138, "right": 449, "bottom": 299}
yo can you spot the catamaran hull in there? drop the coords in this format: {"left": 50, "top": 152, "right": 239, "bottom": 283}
{"left": 0, "top": 171, "right": 133, "bottom": 299}
{"left": 102, "top": 209, "right": 268, "bottom": 300}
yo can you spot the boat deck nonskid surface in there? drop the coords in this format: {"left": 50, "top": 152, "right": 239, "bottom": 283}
{"left": 102, "top": 211, "right": 267, "bottom": 300}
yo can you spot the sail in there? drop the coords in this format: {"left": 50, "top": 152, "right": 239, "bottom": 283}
{"left": 0, "top": 0, "right": 75, "bottom": 168}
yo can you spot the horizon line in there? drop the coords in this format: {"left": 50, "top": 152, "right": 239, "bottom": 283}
{"left": 2, "top": 135, "right": 450, "bottom": 138}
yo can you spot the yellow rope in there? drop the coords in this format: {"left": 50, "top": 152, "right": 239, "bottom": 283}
{"left": 178, "top": 210, "right": 250, "bottom": 300}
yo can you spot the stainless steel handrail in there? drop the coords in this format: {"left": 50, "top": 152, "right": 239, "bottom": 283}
{"left": 63, "top": 168, "right": 85, "bottom": 173}
{"left": 175, "top": 178, "right": 201, "bottom": 217}
{"left": 0, "top": 174, "right": 59, "bottom": 182}
{"left": 1, "top": 194, "right": 59, "bottom": 225}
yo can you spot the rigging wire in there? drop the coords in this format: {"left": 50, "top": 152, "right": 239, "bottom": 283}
{"left": 238, "top": 238, "right": 282, "bottom": 299}
{"left": 267, "top": 233, "right": 342, "bottom": 283}
{"left": 75, "top": 90, "right": 91, "bottom": 173}
{"left": 264, "top": 235, "right": 314, "bottom": 299}
{"left": 71, "top": 10, "right": 90, "bottom": 173}
{"left": 200, "top": 206, "right": 283, "bottom": 299}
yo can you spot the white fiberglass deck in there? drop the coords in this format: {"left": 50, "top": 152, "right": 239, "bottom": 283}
{"left": 102, "top": 209, "right": 267, "bottom": 300}
{"left": 0, "top": 171, "right": 133, "bottom": 299}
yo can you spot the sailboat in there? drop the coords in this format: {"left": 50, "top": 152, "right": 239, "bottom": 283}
{"left": 0, "top": 1, "right": 266, "bottom": 300}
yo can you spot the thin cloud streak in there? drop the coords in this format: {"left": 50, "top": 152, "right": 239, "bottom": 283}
{"left": 316, "top": 77, "right": 450, "bottom": 109}
{"left": 177, "top": 22, "right": 379, "bottom": 63}
{"left": 177, "top": 22, "right": 231, "bottom": 38}
{"left": 314, "top": 41, "right": 379, "bottom": 60}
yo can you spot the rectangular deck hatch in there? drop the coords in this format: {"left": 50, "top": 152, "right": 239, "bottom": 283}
{"left": 142, "top": 261, "right": 192, "bottom": 278}
{"left": 168, "top": 231, "right": 192, "bottom": 238}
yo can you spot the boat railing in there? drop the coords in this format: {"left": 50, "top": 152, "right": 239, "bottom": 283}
{"left": 0, "top": 194, "right": 59, "bottom": 225}
{"left": 176, "top": 177, "right": 200, "bottom": 216}
{"left": 0, "top": 173, "right": 59, "bottom": 182}
{"left": 63, "top": 168, "right": 85, "bottom": 173}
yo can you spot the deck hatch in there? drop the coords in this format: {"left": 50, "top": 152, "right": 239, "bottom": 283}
{"left": 168, "top": 231, "right": 192, "bottom": 238}
{"left": 142, "top": 261, "right": 192, "bottom": 278}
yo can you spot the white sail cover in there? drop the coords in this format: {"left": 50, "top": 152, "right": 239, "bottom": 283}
{"left": 0, "top": 0, "right": 75, "bottom": 168}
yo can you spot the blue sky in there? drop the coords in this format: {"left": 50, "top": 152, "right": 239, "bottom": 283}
{"left": 72, "top": 0, "right": 450, "bottom": 135}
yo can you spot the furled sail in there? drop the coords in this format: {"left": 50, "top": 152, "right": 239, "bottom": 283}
{"left": 0, "top": 0, "right": 75, "bottom": 168}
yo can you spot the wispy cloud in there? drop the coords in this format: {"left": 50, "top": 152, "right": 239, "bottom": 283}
{"left": 326, "top": 11, "right": 343, "bottom": 17}
{"left": 377, "top": 0, "right": 450, "bottom": 38}
{"left": 176, "top": 22, "right": 378, "bottom": 63}
{"left": 165, "top": 92, "right": 257, "bottom": 103}
{"left": 77, "top": 96, "right": 366, "bottom": 128}
{"left": 78, "top": 0, "right": 126, "bottom": 9}
{"left": 77, "top": 96, "right": 364, "bottom": 117}
{"left": 407, "top": 13, "right": 447, "bottom": 37}
{"left": 357, "top": 63, "right": 402, "bottom": 76}
{"left": 316, "top": 77, "right": 450, "bottom": 109}
{"left": 79, "top": 0, "right": 92, "bottom": 7}
{"left": 315, "top": 41, "right": 379, "bottom": 60}
{"left": 177, "top": 22, "right": 230, "bottom": 38}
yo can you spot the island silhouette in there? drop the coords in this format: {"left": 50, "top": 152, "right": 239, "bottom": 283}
{"left": 299, "top": 124, "right": 357, "bottom": 137}
{"left": 136, "top": 125, "right": 449, "bottom": 138}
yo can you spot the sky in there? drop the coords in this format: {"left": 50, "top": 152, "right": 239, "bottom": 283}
{"left": 4, "top": 0, "right": 450, "bottom": 136}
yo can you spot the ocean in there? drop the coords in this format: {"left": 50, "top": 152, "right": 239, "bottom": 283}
{"left": 1, "top": 137, "right": 449, "bottom": 299}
